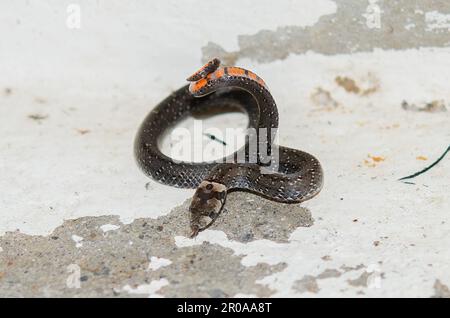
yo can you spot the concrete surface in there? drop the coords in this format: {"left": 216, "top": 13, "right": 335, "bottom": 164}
{"left": 0, "top": 1, "right": 449, "bottom": 297}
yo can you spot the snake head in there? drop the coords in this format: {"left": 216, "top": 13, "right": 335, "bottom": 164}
{"left": 189, "top": 181, "right": 227, "bottom": 238}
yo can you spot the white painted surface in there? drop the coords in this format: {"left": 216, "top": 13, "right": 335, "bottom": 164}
{"left": 122, "top": 278, "right": 169, "bottom": 298}
{"left": 71, "top": 234, "right": 84, "bottom": 248}
{"left": 362, "top": 0, "right": 382, "bottom": 29}
{"left": 100, "top": 224, "right": 121, "bottom": 232}
{"left": 425, "top": 10, "right": 450, "bottom": 31}
{"left": 147, "top": 256, "right": 172, "bottom": 271}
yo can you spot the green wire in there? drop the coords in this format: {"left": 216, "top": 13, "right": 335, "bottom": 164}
{"left": 399, "top": 144, "right": 450, "bottom": 181}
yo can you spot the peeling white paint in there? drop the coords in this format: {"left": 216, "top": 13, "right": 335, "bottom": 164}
{"left": 176, "top": 231, "right": 291, "bottom": 267}
{"left": 362, "top": 0, "right": 382, "bottom": 29}
{"left": 100, "top": 224, "right": 120, "bottom": 232}
{"left": 404, "top": 23, "right": 416, "bottom": 30}
{"left": 425, "top": 11, "right": 450, "bottom": 31}
{"left": 122, "top": 278, "right": 169, "bottom": 298}
{"left": 71, "top": 235, "right": 83, "bottom": 248}
{"left": 147, "top": 256, "right": 172, "bottom": 271}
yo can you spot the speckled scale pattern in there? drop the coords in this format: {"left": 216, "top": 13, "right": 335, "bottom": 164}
{"left": 134, "top": 61, "right": 323, "bottom": 203}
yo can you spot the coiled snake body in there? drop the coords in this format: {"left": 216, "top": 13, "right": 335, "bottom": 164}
{"left": 135, "top": 58, "right": 323, "bottom": 237}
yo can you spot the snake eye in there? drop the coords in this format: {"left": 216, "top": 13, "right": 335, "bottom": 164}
{"left": 206, "top": 183, "right": 213, "bottom": 190}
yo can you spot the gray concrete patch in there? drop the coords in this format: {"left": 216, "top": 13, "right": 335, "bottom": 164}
{"left": 293, "top": 268, "right": 343, "bottom": 294}
{"left": 292, "top": 264, "right": 385, "bottom": 294}
{"left": 293, "top": 275, "right": 320, "bottom": 294}
{"left": 433, "top": 279, "right": 450, "bottom": 298}
{"left": 0, "top": 190, "right": 311, "bottom": 297}
{"left": 317, "top": 269, "right": 342, "bottom": 279}
{"left": 190, "top": 192, "right": 314, "bottom": 243}
{"left": 202, "top": 0, "right": 450, "bottom": 64}
{"left": 347, "top": 272, "right": 372, "bottom": 288}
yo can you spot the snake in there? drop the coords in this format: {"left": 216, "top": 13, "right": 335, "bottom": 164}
{"left": 134, "top": 58, "right": 323, "bottom": 237}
